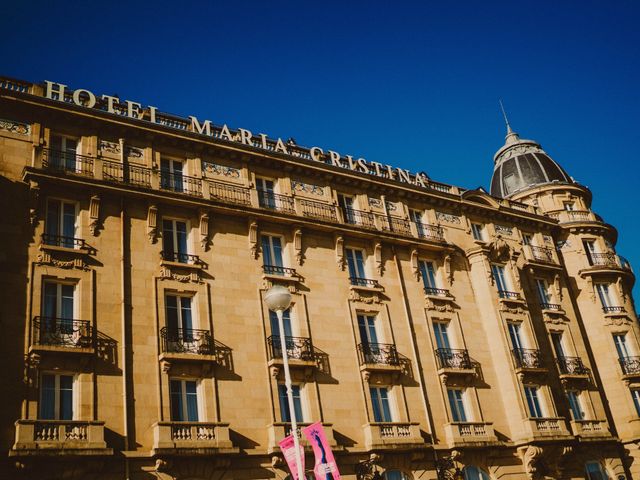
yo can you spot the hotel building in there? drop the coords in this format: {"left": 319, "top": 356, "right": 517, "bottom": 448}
{"left": 0, "top": 76, "right": 638, "bottom": 480}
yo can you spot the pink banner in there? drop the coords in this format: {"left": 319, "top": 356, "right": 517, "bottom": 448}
{"left": 278, "top": 434, "right": 305, "bottom": 480}
{"left": 302, "top": 422, "right": 341, "bottom": 480}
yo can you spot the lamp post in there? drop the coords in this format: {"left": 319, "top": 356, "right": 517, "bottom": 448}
{"left": 264, "top": 285, "right": 304, "bottom": 480}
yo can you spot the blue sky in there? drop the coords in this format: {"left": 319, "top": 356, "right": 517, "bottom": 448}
{"left": 2, "top": 1, "right": 639, "bottom": 299}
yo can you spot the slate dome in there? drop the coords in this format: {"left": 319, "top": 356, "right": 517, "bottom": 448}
{"left": 490, "top": 126, "right": 573, "bottom": 198}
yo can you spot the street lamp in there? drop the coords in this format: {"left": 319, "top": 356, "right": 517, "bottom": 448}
{"left": 264, "top": 285, "right": 304, "bottom": 480}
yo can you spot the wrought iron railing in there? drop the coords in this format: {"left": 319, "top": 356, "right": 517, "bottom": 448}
{"left": 350, "top": 277, "right": 381, "bottom": 288}
{"left": 498, "top": 290, "right": 522, "bottom": 300}
{"left": 299, "top": 199, "right": 337, "bottom": 222}
{"left": 602, "top": 305, "right": 625, "bottom": 314}
{"left": 540, "top": 302, "right": 562, "bottom": 311}
{"left": 263, "top": 265, "right": 297, "bottom": 277}
{"left": 160, "top": 171, "right": 202, "bottom": 196}
{"left": 257, "top": 190, "right": 295, "bottom": 213}
{"left": 589, "top": 252, "right": 618, "bottom": 268}
{"left": 512, "top": 348, "right": 544, "bottom": 369}
{"left": 32, "top": 317, "right": 93, "bottom": 349}
{"left": 41, "top": 233, "right": 87, "bottom": 250}
{"left": 342, "top": 208, "right": 376, "bottom": 229}
{"left": 357, "top": 342, "right": 400, "bottom": 366}
{"left": 424, "top": 287, "right": 450, "bottom": 297}
{"left": 102, "top": 159, "right": 151, "bottom": 187}
{"left": 413, "top": 222, "right": 445, "bottom": 241}
{"left": 530, "top": 246, "right": 555, "bottom": 263}
{"left": 42, "top": 148, "right": 93, "bottom": 176}
{"left": 209, "top": 181, "right": 251, "bottom": 205}
{"left": 266, "top": 335, "right": 314, "bottom": 362}
{"left": 557, "top": 356, "right": 589, "bottom": 376}
{"left": 378, "top": 215, "right": 412, "bottom": 236}
{"left": 435, "top": 348, "right": 472, "bottom": 370}
{"left": 161, "top": 251, "right": 201, "bottom": 265}
{"left": 160, "top": 327, "right": 214, "bottom": 355}
{"left": 619, "top": 356, "right": 640, "bottom": 376}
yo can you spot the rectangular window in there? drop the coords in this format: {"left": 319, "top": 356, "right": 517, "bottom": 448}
{"left": 419, "top": 260, "right": 438, "bottom": 289}
{"left": 357, "top": 314, "right": 379, "bottom": 345}
{"left": 433, "top": 322, "right": 451, "bottom": 351}
{"left": 269, "top": 309, "right": 293, "bottom": 338}
{"left": 524, "top": 386, "right": 544, "bottom": 418}
{"left": 45, "top": 199, "right": 76, "bottom": 247}
{"left": 563, "top": 202, "right": 575, "bottom": 211}
{"left": 165, "top": 295, "right": 193, "bottom": 333}
{"left": 550, "top": 332, "right": 566, "bottom": 358}
{"left": 42, "top": 282, "right": 76, "bottom": 344}
{"left": 338, "top": 194, "right": 356, "bottom": 223}
{"left": 567, "top": 391, "right": 584, "bottom": 420}
{"left": 508, "top": 323, "right": 524, "bottom": 351}
{"left": 370, "top": 386, "right": 393, "bottom": 422}
{"left": 278, "top": 384, "right": 304, "bottom": 423}
{"left": 409, "top": 209, "right": 425, "bottom": 236}
{"left": 522, "top": 234, "right": 533, "bottom": 246}
{"left": 584, "top": 462, "right": 607, "bottom": 480}
{"left": 170, "top": 379, "right": 199, "bottom": 421}
{"left": 583, "top": 240, "right": 597, "bottom": 265}
{"left": 595, "top": 283, "right": 612, "bottom": 308}
{"left": 50, "top": 135, "right": 79, "bottom": 171}
{"left": 346, "top": 248, "right": 367, "bottom": 280}
{"left": 471, "top": 223, "right": 485, "bottom": 241}
{"left": 40, "top": 373, "right": 73, "bottom": 420}
{"left": 160, "top": 158, "right": 184, "bottom": 192}
{"left": 162, "top": 219, "right": 189, "bottom": 263}
{"left": 257, "top": 177, "right": 276, "bottom": 208}
{"left": 491, "top": 264, "right": 509, "bottom": 292}
{"left": 613, "top": 333, "right": 630, "bottom": 360}
{"left": 535, "top": 279, "right": 551, "bottom": 304}
{"left": 261, "top": 235, "right": 284, "bottom": 269}
{"left": 631, "top": 389, "right": 640, "bottom": 417}
{"left": 447, "top": 388, "right": 467, "bottom": 422}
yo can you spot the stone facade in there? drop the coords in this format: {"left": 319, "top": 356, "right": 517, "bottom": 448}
{"left": 0, "top": 77, "right": 637, "bottom": 479}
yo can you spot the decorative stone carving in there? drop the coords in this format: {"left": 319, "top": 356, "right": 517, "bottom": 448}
{"left": 411, "top": 249, "right": 419, "bottom": 280}
{"left": 487, "top": 235, "right": 511, "bottom": 262}
{"left": 36, "top": 253, "right": 89, "bottom": 270}
{"left": 436, "top": 211, "right": 461, "bottom": 224}
{"left": 160, "top": 266, "right": 201, "bottom": 283}
{"left": 335, "top": 234, "right": 345, "bottom": 270}
{"left": 425, "top": 299, "right": 454, "bottom": 312}
{"left": 385, "top": 201, "right": 397, "bottom": 212}
{"left": 519, "top": 445, "right": 544, "bottom": 480}
{"left": 443, "top": 253, "right": 453, "bottom": 285}
{"left": 125, "top": 146, "right": 144, "bottom": 159}
{"left": 495, "top": 224, "right": 513, "bottom": 236}
{"left": 617, "top": 277, "right": 627, "bottom": 304}
{"left": 553, "top": 274, "right": 563, "bottom": 301}
{"left": 293, "top": 228, "right": 303, "bottom": 265}
{"left": 202, "top": 161, "right": 241, "bottom": 178}
{"left": 147, "top": 205, "right": 158, "bottom": 244}
{"left": 349, "top": 290, "right": 381, "bottom": 304}
{"left": 89, "top": 195, "right": 101, "bottom": 236}
{"left": 248, "top": 218, "right": 259, "bottom": 259}
{"left": 29, "top": 182, "right": 40, "bottom": 227}
{"left": 99, "top": 140, "right": 120, "bottom": 154}
{"left": 292, "top": 180, "right": 323, "bottom": 195}
{"left": 368, "top": 197, "right": 382, "bottom": 208}
{"left": 0, "top": 118, "right": 31, "bottom": 135}
{"left": 199, "top": 211, "right": 210, "bottom": 251}
{"left": 374, "top": 241, "right": 383, "bottom": 275}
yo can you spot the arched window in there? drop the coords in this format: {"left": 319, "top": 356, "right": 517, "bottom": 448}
{"left": 384, "top": 470, "right": 412, "bottom": 480}
{"left": 463, "top": 466, "right": 490, "bottom": 480}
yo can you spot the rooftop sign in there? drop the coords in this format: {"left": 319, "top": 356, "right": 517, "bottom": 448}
{"left": 43, "top": 80, "right": 436, "bottom": 189}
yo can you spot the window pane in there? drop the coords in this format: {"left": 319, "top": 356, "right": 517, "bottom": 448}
{"left": 162, "top": 220, "right": 174, "bottom": 253}
{"left": 62, "top": 203, "right": 75, "bottom": 240}
{"left": 346, "top": 249, "right": 357, "bottom": 278}
{"left": 272, "top": 237, "right": 284, "bottom": 267}
{"left": 180, "top": 297, "right": 192, "bottom": 331}
{"left": 60, "top": 284, "right": 74, "bottom": 320}
{"left": 165, "top": 296, "right": 179, "bottom": 331}
{"left": 43, "top": 283, "right": 58, "bottom": 318}
{"left": 176, "top": 222, "right": 188, "bottom": 255}
{"left": 185, "top": 381, "right": 198, "bottom": 421}
{"left": 370, "top": 387, "right": 383, "bottom": 422}
{"left": 379, "top": 388, "right": 392, "bottom": 422}
{"left": 354, "top": 250, "right": 365, "bottom": 277}
{"left": 59, "top": 376, "right": 73, "bottom": 420}
{"left": 585, "top": 462, "right": 607, "bottom": 480}
{"left": 46, "top": 200, "right": 60, "bottom": 236}
{"left": 631, "top": 390, "right": 640, "bottom": 416}
{"left": 170, "top": 380, "right": 184, "bottom": 421}
{"left": 261, "top": 236, "right": 272, "bottom": 266}
{"left": 40, "top": 374, "right": 56, "bottom": 420}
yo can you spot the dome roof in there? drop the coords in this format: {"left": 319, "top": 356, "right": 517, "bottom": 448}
{"left": 490, "top": 126, "right": 573, "bottom": 198}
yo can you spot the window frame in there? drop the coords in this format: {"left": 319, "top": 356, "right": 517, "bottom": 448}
{"left": 471, "top": 223, "right": 485, "bottom": 241}
{"left": 419, "top": 260, "right": 438, "bottom": 289}
{"left": 169, "top": 378, "right": 201, "bottom": 422}
{"left": 45, "top": 198, "right": 78, "bottom": 246}
{"left": 261, "top": 233, "right": 285, "bottom": 268}
{"left": 369, "top": 385, "right": 395, "bottom": 423}
{"left": 447, "top": 387, "right": 468, "bottom": 422}
{"left": 39, "top": 372, "right": 75, "bottom": 420}
{"left": 524, "top": 385, "right": 545, "bottom": 418}
{"left": 162, "top": 218, "right": 190, "bottom": 260}
{"left": 278, "top": 383, "right": 305, "bottom": 423}
{"left": 165, "top": 293, "right": 195, "bottom": 332}
{"left": 346, "top": 247, "right": 368, "bottom": 279}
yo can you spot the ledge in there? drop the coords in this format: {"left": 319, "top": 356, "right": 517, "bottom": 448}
{"left": 10, "top": 420, "right": 112, "bottom": 457}
{"left": 152, "top": 421, "right": 237, "bottom": 455}
{"left": 363, "top": 422, "right": 425, "bottom": 451}
{"left": 444, "top": 422, "right": 500, "bottom": 447}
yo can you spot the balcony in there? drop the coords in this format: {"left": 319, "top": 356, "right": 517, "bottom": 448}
{"left": 602, "top": 305, "right": 626, "bottom": 314}
{"left": 619, "top": 356, "right": 640, "bottom": 379}
{"left": 570, "top": 419, "right": 611, "bottom": 440}
{"left": 42, "top": 148, "right": 93, "bottom": 177}
{"left": 160, "top": 251, "right": 202, "bottom": 266}
{"left": 30, "top": 317, "right": 94, "bottom": 354}
{"left": 424, "top": 287, "right": 452, "bottom": 298}
{"left": 413, "top": 222, "right": 445, "bottom": 242}
{"left": 498, "top": 290, "right": 523, "bottom": 301}
{"left": 258, "top": 190, "right": 295, "bottom": 214}
{"left": 557, "top": 356, "right": 590, "bottom": 380}
{"left": 11, "top": 420, "right": 111, "bottom": 456}
{"left": 363, "top": 422, "right": 423, "bottom": 450}
{"left": 299, "top": 198, "right": 337, "bottom": 222}
{"left": 209, "top": 181, "right": 251, "bottom": 206}
{"left": 41, "top": 233, "right": 89, "bottom": 251}
{"left": 540, "top": 302, "right": 564, "bottom": 313}
{"left": 522, "top": 417, "right": 572, "bottom": 441}
{"left": 357, "top": 343, "right": 402, "bottom": 375}
{"left": 267, "top": 335, "right": 316, "bottom": 371}
{"left": 512, "top": 348, "right": 546, "bottom": 374}
{"left": 267, "top": 422, "right": 337, "bottom": 454}
{"left": 435, "top": 348, "right": 475, "bottom": 378}
{"left": 444, "top": 422, "right": 499, "bottom": 447}
{"left": 160, "top": 171, "right": 202, "bottom": 197}
{"left": 342, "top": 207, "right": 376, "bottom": 229}
{"left": 378, "top": 215, "right": 412, "bottom": 236}
{"left": 350, "top": 277, "right": 382, "bottom": 289}
{"left": 152, "top": 421, "right": 236, "bottom": 455}
{"left": 102, "top": 159, "right": 152, "bottom": 188}
{"left": 523, "top": 245, "right": 559, "bottom": 267}
{"left": 160, "top": 327, "right": 214, "bottom": 355}
{"left": 262, "top": 265, "right": 298, "bottom": 278}
{"left": 548, "top": 209, "right": 603, "bottom": 225}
